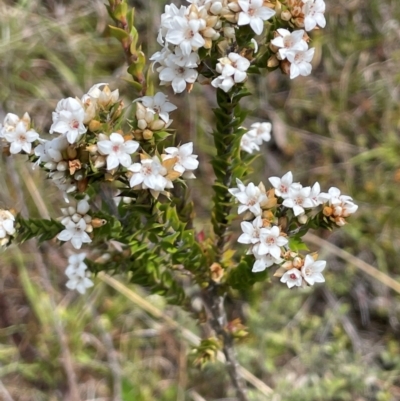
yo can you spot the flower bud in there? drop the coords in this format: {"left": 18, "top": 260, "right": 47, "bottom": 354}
{"left": 267, "top": 55, "right": 279, "bottom": 68}
{"left": 93, "top": 155, "right": 106, "bottom": 168}
{"left": 210, "top": 2, "right": 222, "bottom": 14}
{"left": 89, "top": 120, "right": 101, "bottom": 132}
{"left": 86, "top": 144, "right": 98, "bottom": 154}
{"left": 150, "top": 119, "right": 165, "bottom": 131}
{"left": 138, "top": 119, "right": 147, "bottom": 130}
{"left": 72, "top": 213, "right": 81, "bottom": 223}
{"left": 57, "top": 161, "right": 68, "bottom": 172}
{"left": 228, "top": 2, "right": 241, "bottom": 12}
{"left": 136, "top": 102, "right": 146, "bottom": 120}
{"left": 143, "top": 129, "right": 154, "bottom": 140}
{"left": 223, "top": 26, "right": 236, "bottom": 39}
{"left": 91, "top": 218, "right": 107, "bottom": 228}
{"left": 145, "top": 110, "right": 155, "bottom": 124}
{"left": 280, "top": 10, "right": 292, "bottom": 21}
{"left": 44, "top": 161, "right": 57, "bottom": 170}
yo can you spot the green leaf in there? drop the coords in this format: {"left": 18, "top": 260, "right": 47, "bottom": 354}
{"left": 108, "top": 25, "right": 129, "bottom": 42}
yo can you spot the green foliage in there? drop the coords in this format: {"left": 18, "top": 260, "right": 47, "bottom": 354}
{"left": 16, "top": 216, "right": 63, "bottom": 244}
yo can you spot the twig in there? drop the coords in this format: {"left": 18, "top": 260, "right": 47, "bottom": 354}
{"left": 305, "top": 233, "right": 400, "bottom": 294}
{"left": 98, "top": 273, "right": 274, "bottom": 396}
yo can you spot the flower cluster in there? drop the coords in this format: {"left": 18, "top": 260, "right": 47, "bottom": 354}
{"left": 65, "top": 253, "right": 94, "bottom": 294}
{"left": 57, "top": 198, "right": 94, "bottom": 250}
{"left": 0, "top": 209, "right": 16, "bottom": 247}
{"left": 240, "top": 121, "right": 271, "bottom": 154}
{"left": 229, "top": 171, "right": 357, "bottom": 288}
{"left": 0, "top": 112, "right": 39, "bottom": 155}
{"left": 3, "top": 84, "right": 198, "bottom": 201}
{"left": 152, "top": 0, "right": 326, "bottom": 93}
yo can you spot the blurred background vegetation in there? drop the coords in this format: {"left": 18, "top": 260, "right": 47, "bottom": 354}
{"left": 1, "top": 0, "right": 400, "bottom": 400}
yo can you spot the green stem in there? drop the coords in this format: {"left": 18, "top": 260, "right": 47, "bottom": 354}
{"left": 208, "top": 88, "right": 249, "bottom": 401}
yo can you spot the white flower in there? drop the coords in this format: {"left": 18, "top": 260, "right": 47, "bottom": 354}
{"left": 247, "top": 122, "right": 272, "bottom": 145}
{"left": 1, "top": 112, "right": 31, "bottom": 137}
{"left": 3, "top": 121, "right": 39, "bottom": 154}
{"left": 163, "top": 142, "right": 199, "bottom": 177}
{"left": 280, "top": 268, "right": 303, "bottom": 288}
{"left": 165, "top": 16, "right": 206, "bottom": 55}
{"left": 286, "top": 48, "right": 315, "bottom": 79}
{"left": 159, "top": 56, "right": 198, "bottom": 93}
{"left": 238, "top": 216, "right": 263, "bottom": 245}
{"left": 256, "top": 225, "right": 288, "bottom": 259}
{"left": 252, "top": 254, "right": 282, "bottom": 273}
{"left": 128, "top": 157, "right": 168, "bottom": 191}
{"left": 34, "top": 135, "right": 69, "bottom": 167}
{"left": 137, "top": 92, "right": 177, "bottom": 123}
{"left": 319, "top": 187, "right": 358, "bottom": 225}
{"left": 319, "top": 187, "right": 346, "bottom": 206}
{"left": 65, "top": 253, "right": 87, "bottom": 277}
{"left": 271, "top": 29, "right": 308, "bottom": 60}
{"left": 301, "top": 254, "right": 325, "bottom": 285}
{"left": 309, "top": 182, "right": 322, "bottom": 207}
{"left": 65, "top": 256, "right": 94, "bottom": 294}
{"left": 50, "top": 97, "right": 87, "bottom": 144}
{"left": 0, "top": 209, "right": 15, "bottom": 239}
{"left": 282, "top": 183, "right": 314, "bottom": 216}
{"left": 237, "top": 0, "right": 276, "bottom": 35}
{"left": 170, "top": 47, "right": 200, "bottom": 68}
{"left": 302, "top": 0, "right": 326, "bottom": 32}
{"left": 57, "top": 219, "right": 92, "bottom": 249}
{"left": 158, "top": 4, "right": 188, "bottom": 45}
{"left": 97, "top": 133, "right": 139, "bottom": 171}
{"left": 211, "top": 53, "right": 250, "bottom": 92}
{"left": 85, "top": 83, "right": 119, "bottom": 108}
{"left": 228, "top": 179, "right": 267, "bottom": 216}
{"left": 268, "top": 171, "right": 293, "bottom": 198}
{"left": 240, "top": 133, "right": 260, "bottom": 154}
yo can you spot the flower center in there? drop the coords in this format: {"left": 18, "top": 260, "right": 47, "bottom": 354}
{"left": 19, "top": 134, "right": 27, "bottom": 142}
{"left": 294, "top": 196, "right": 303, "bottom": 205}
{"left": 266, "top": 236, "right": 275, "bottom": 246}
{"left": 304, "top": 267, "right": 311, "bottom": 276}
{"left": 71, "top": 120, "right": 80, "bottom": 129}
{"left": 279, "top": 184, "right": 288, "bottom": 194}
{"left": 112, "top": 145, "right": 121, "bottom": 153}
{"left": 289, "top": 273, "right": 297, "bottom": 280}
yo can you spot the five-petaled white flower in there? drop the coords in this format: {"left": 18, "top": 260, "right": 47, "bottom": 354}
{"left": 281, "top": 268, "right": 303, "bottom": 288}
{"left": 159, "top": 58, "right": 198, "bottom": 94}
{"left": 252, "top": 254, "right": 282, "bottom": 273}
{"left": 268, "top": 171, "right": 294, "bottom": 198}
{"left": 57, "top": 219, "right": 92, "bottom": 249}
{"left": 302, "top": 0, "right": 326, "bottom": 32}
{"left": 257, "top": 226, "right": 288, "bottom": 259}
{"left": 97, "top": 133, "right": 139, "bottom": 171}
{"left": 247, "top": 122, "right": 272, "bottom": 145}
{"left": 301, "top": 254, "right": 326, "bottom": 285}
{"left": 229, "top": 179, "right": 267, "bottom": 216}
{"left": 128, "top": 157, "right": 168, "bottom": 191}
{"left": 65, "top": 253, "right": 94, "bottom": 294}
{"left": 166, "top": 16, "right": 206, "bottom": 55}
{"left": 283, "top": 183, "right": 315, "bottom": 216}
{"left": 238, "top": 216, "right": 264, "bottom": 246}
{"left": 237, "top": 0, "right": 276, "bottom": 35}
{"left": 286, "top": 48, "right": 315, "bottom": 79}
{"left": 240, "top": 133, "right": 260, "bottom": 154}
{"left": 0, "top": 209, "right": 15, "bottom": 239}
{"left": 50, "top": 97, "right": 87, "bottom": 144}
{"left": 163, "top": 142, "right": 199, "bottom": 177}
{"left": 4, "top": 121, "right": 39, "bottom": 154}
{"left": 271, "top": 29, "right": 308, "bottom": 60}
{"left": 211, "top": 53, "right": 250, "bottom": 92}
{"left": 137, "top": 92, "right": 177, "bottom": 123}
